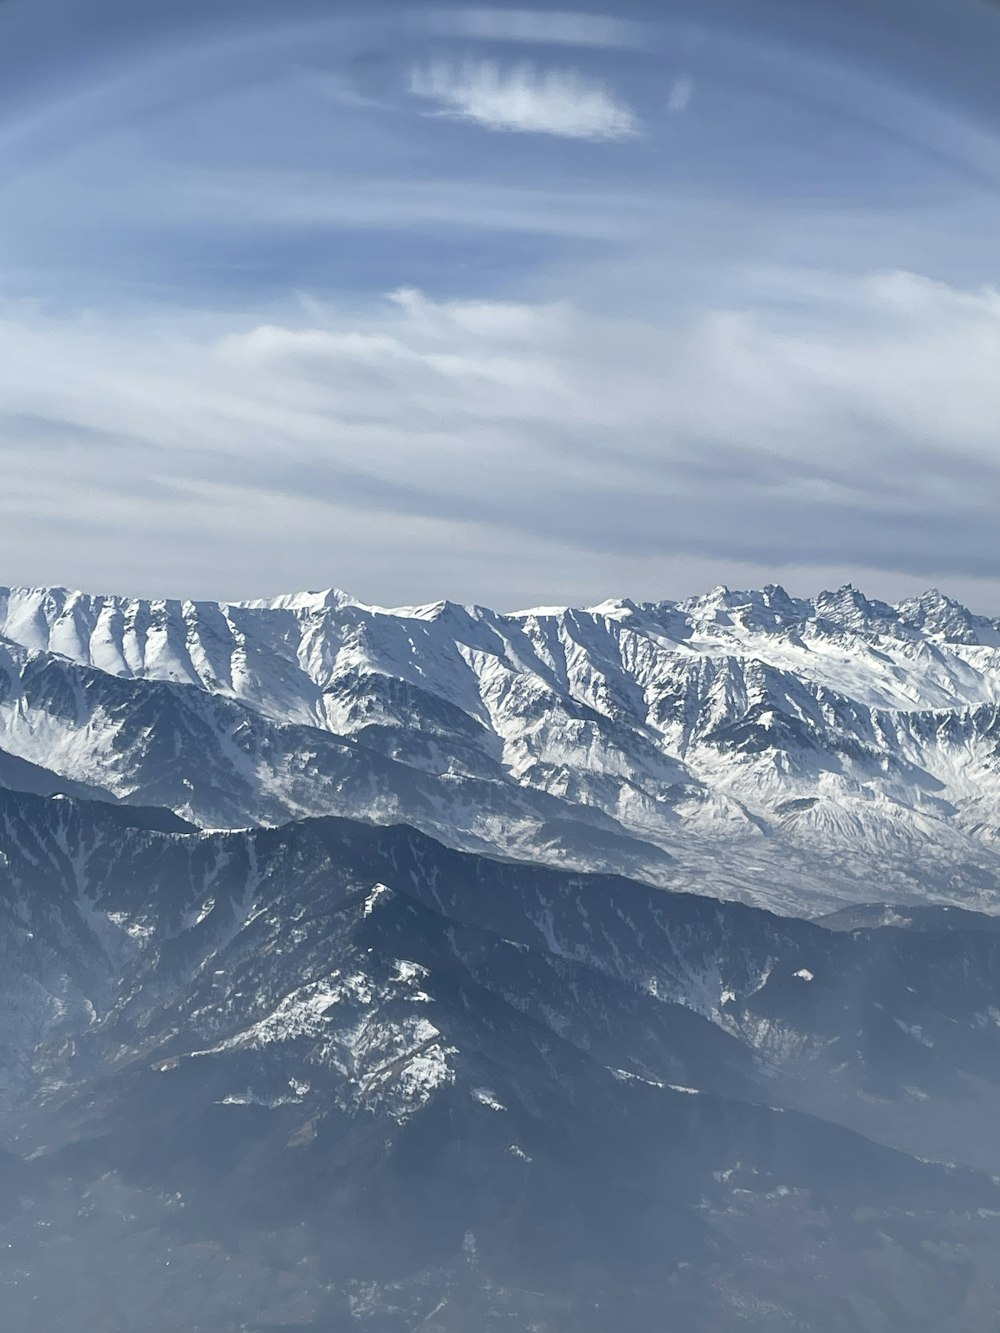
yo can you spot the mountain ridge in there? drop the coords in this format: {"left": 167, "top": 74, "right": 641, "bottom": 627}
{"left": 2, "top": 580, "right": 1000, "bottom": 915}
{"left": 3, "top": 785, "right": 1000, "bottom": 1329}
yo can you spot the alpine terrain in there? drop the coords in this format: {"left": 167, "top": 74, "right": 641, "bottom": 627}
{"left": 1, "top": 583, "right": 1000, "bottom": 1330}
{"left": 2, "top": 582, "right": 1000, "bottom": 914}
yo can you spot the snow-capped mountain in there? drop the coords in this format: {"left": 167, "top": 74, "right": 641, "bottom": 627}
{"left": 4, "top": 787, "right": 1000, "bottom": 1331}
{"left": 4, "top": 579, "right": 1000, "bottom": 1328}
{"left": 2, "top": 581, "right": 1000, "bottom": 914}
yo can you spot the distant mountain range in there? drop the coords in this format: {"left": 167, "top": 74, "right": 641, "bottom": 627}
{"left": 2, "top": 581, "right": 1000, "bottom": 914}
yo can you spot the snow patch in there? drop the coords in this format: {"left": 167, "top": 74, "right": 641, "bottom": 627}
{"left": 471, "top": 1088, "right": 506, "bottom": 1112}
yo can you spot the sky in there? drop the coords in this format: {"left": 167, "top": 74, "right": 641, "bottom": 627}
{"left": 2, "top": 0, "right": 1000, "bottom": 611}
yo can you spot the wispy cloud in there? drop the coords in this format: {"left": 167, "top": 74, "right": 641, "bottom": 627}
{"left": 667, "top": 75, "right": 693, "bottom": 114}
{"left": 409, "top": 58, "right": 639, "bottom": 140}
{"left": 4, "top": 0, "right": 1000, "bottom": 610}
{"left": 2, "top": 269, "right": 1000, "bottom": 604}
{"left": 422, "top": 7, "right": 648, "bottom": 51}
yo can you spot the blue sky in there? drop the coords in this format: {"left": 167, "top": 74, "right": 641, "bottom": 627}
{"left": 2, "top": 0, "right": 1000, "bottom": 609}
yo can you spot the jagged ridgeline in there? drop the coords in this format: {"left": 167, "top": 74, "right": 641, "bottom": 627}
{"left": 2, "top": 583, "right": 1000, "bottom": 914}
{"left": 2, "top": 789, "right": 1000, "bottom": 1330}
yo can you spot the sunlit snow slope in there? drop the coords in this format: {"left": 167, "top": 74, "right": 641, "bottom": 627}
{"left": 3, "top": 581, "right": 1000, "bottom": 914}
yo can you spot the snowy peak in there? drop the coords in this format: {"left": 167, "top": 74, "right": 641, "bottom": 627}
{"left": 675, "top": 583, "right": 811, "bottom": 635}
{"left": 5, "top": 580, "right": 1000, "bottom": 914}
{"left": 894, "top": 588, "right": 997, "bottom": 645}
{"left": 239, "top": 586, "right": 357, "bottom": 615}
{"left": 811, "top": 582, "right": 897, "bottom": 633}
{"left": 679, "top": 581, "right": 795, "bottom": 617}
{"left": 661, "top": 581, "right": 995, "bottom": 645}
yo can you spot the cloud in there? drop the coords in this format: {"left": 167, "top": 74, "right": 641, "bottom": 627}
{"left": 667, "top": 75, "right": 693, "bottom": 113}
{"left": 408, "top": 57, "right": 639, "bottom": 140}
{"left": 2, "top": 0, "right": 1000, "bottom": 614}
{"left": 421, "top": 7, "right": 648, "bottom": 51}
{"left": 2, "top": 268, "right": 1000, "bottom": 606}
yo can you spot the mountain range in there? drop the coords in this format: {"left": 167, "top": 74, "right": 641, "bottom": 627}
{"left": 2, "top": 582, "right": 1000, "bottom": 1329}
{"left": 2, "top": 581, "right": 1000, "bottom": 915}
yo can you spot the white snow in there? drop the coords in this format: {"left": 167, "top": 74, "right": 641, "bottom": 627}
{"left": 6, "top": 579, "right": 1000, "bottom": 916}
{"left": 471, "top": 1088, "right": 507, "bottom": 1111}
{"left": 362, "top": 883, "right": 391, "bottom": 917}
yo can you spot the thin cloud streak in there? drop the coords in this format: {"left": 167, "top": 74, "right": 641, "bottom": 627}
{"left": 421, "top": 7, "right": 650, "bottom": 50}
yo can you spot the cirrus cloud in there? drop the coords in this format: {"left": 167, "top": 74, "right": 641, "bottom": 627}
{"left": 421, "top": 7, "right": 649, "bottom": 51}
